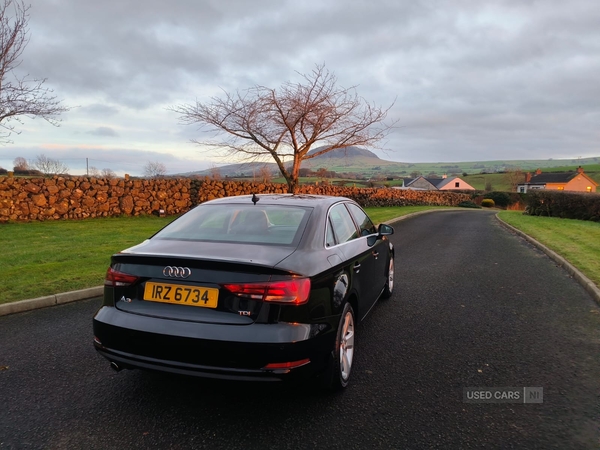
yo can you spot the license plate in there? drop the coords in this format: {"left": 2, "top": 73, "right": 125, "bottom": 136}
{"left": 143, "top": 282, "right": 218, "bottom": 308}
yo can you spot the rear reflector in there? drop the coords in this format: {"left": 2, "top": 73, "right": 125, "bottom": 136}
{"left": 104, "top": 267, "right": 139, "bottom": 287}
{"left": 223, "top": 278, "right": 310, "bottom": 305}
{"left": 263, "top": 359, "right": 310, "bottom": 370}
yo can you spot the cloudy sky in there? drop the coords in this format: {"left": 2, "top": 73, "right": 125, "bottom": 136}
{"left": 1, "top": 0, "right": 598, "bottom": 176}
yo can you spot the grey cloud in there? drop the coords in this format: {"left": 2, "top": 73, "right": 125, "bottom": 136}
{"left": 8, "top": 0, "right": 600, "bottom": 163}
{"left": 87, "top": 126, "right": 119, "bottom": 137}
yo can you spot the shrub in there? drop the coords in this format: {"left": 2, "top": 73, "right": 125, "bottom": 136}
{"left": 525, "top": 190, "right": 600, "bottom": 221}
{"left": 14, "top": 168, "right": 43, "bottom": 176}
{"left": 481, "top": 198, "right": 495, "bottom": 208}
{"left": 458, "top": 201, "right": 481, "bottom": 209}
{"left": 484, "top": 191, "right": 511, "bottom": 207}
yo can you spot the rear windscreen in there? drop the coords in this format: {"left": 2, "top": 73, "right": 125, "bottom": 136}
{"left": 153, "top": 204, "right": 311, "bottom": 245}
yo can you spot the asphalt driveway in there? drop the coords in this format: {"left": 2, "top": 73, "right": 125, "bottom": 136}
{"left": 1, "top": 210, "right": 599, "bottom": 449}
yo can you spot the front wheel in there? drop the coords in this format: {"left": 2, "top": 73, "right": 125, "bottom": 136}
{"left": 381, "top": 257, "right": 394, "bottom": 299}
{"left": 322, "top": 302, "right": 355, "bottom": 391}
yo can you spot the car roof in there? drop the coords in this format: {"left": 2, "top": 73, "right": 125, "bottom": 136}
{"left": 202, "top": 194, "right": 353, "bottom": 208}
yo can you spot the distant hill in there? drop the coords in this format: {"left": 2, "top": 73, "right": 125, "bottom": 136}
{"left": 307, "top": 146, "right": 381, "bottom": 159}
{"left": 301, "top": 146, "right": 382, "bottom": 169}
{"left": 181, "top": 146, "right": 383, "bottom": 177}
{"left": 179, "top": 147, "right": 600, "bottom": 179}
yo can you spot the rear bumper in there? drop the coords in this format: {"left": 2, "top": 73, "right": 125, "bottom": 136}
{"left": 93, "top": 306, "right": 335, "bottom": 382}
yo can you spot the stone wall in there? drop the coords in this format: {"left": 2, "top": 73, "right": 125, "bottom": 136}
{"left": 0, "top": 175, "right": 192, "bottom": 222}
{"left": 0, "top": 176, "right": 471, "bottom": 222}
{"left": 195, "top": 180, "right": 472, "bottom": 207}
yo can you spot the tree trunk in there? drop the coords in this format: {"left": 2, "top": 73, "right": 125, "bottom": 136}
{"left": 287, "top": 156, "right": 301, "bottom": 194}
{"left": 287, "top": 178, "right": 299, "bottom": 193}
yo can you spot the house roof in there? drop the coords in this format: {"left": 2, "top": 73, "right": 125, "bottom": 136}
{"left": 404, "top": 176, "right": 442, "bottom": 189}
{"left": 435, "top": 177, "right": 457, "bottom": 189}
{"left": 426, "top": 178, "right": 445, "bottom": 187}
{"left": 404, "top": 176, "right": 474, "bottom": 190}
{"left": 528, "top": 172, "right": 577, "bottom": 184}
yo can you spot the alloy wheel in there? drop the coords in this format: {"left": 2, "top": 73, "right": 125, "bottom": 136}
{"left": 339, "top": 310, "right": 355, "bottom": 381}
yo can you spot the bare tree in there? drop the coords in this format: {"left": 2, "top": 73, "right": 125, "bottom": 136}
{"left": 143, "top": 161, "right": 166, "bottom": 178}
{"left": 209, "top": 165, "right": 221, "bottom": 180}
{"left": 87, "top": 166, "right": 100, "bottom": 177}
{"left": 258, "top": 166, "right": 272, "bottom": 183}
{"left": 0, "top": 0, "right": 69, "bottom": 143}
{"left": 32, "top": 153, "right": 69, "bottom": 175}
{"left": 505, "top": 167, "right": 524, "bottom": 191}
{"left": 316, "top": 167, "right": 328, "bottom": 180}
{"left": 12, "top": 155, "right": 27, "bottom": 170}
{"left": 172, "top": 64, "right": 394, "bottom": 193}
{"left": 101, "top": 168, "right": 116, "bottom": 179}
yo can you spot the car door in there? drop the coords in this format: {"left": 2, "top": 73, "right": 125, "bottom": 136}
{"left": 327, "top": 203, "right": 378, "bottom": 319}
{"left": 346, "top": 202, "right": 389, "bottom": 300}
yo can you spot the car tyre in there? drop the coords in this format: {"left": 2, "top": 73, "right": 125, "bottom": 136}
{"left": 381, "top": 257, "right": 394, "bottom": 299}
{"left": 322, "top": 302, "right": 355, "bottom": 391}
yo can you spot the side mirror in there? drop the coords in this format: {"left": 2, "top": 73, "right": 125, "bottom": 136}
{"left": 377, "top": 223, "right": 394, "bottom": 236}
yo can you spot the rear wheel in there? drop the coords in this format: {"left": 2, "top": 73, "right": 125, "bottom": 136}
{"left": 322, "top": 302, "right": 355, "bottom": 391}
{"left": 381, "top": 257, "right": 394, "bottom": 299}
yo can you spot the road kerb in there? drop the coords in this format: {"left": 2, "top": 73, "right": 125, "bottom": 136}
{"left": 0, "top": 287, "right": 103, "bottom": 317}
{"left": 56, "top": 287, "right": 103, "bottom": 305}
{"left": 495, "top": 214, "right": 600, "bottom": 306}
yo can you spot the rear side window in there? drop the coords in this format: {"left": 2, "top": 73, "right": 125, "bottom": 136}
{"left": 328, "top": 203, "right": 358, "bottom": 244}
{"left": 346, "top": 203, "right": 376, "bottom": 236}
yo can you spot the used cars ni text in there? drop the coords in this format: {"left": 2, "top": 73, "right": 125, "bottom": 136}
{"left": 93, "top": 194, "right": 394, "bottom": 390}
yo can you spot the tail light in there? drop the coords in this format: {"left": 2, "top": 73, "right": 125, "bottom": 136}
{"left": 104, "top": 267, "right": 139, "bottom": 287}
{"left": 223, "top": 278, "right": 311, "bottom": 305}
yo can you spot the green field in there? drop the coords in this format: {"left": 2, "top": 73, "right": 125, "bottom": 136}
{"left": 543, "top": 163, "right": 600, "bottom": 173}
{"left": 290, "top": 155, "right": 600, "bottom": 178}
{"left": 262, "top": 162, "right": 600, "bottom": 191}
{"left": 218, "top": 154, "right": 600, "bottom": 183}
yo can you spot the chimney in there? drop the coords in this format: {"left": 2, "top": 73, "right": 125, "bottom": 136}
{"left": 442, "top": 174, "right": 447, "bottom": 179}
{"left": 525, "top": 172, "right": 532, "bottom": 183}
{"left": 535, "top": 168, "right": 542, "bottom": 175}
{"left": 577, "top": 166, "right": 584, "bottom": 173}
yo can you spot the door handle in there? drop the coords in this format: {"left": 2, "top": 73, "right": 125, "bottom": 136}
{"left": 353, "top": 262, "right": 361, "bottom": 273}
{"left": 372, "top": 251, "right": 379, "bottom": 259}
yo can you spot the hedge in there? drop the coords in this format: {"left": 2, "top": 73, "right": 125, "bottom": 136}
{"left": 525, "top": 190, "right": 600, "bottom": 221}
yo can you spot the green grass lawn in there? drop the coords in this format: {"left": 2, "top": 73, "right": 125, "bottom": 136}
{"left": 1, "top": 216, "right": 177, "bottom": 304}
{"left": 497, "top": 211, "right": 600, "bottom": 287}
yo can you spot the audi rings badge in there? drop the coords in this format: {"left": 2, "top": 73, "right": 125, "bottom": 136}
{"left": 162, "top": 266, "right": 192, "bottom": 279}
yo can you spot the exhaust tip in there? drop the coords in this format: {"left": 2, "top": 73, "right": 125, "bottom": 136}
{"left": 110, "top": 362, "right": 122, "bottom": 372}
